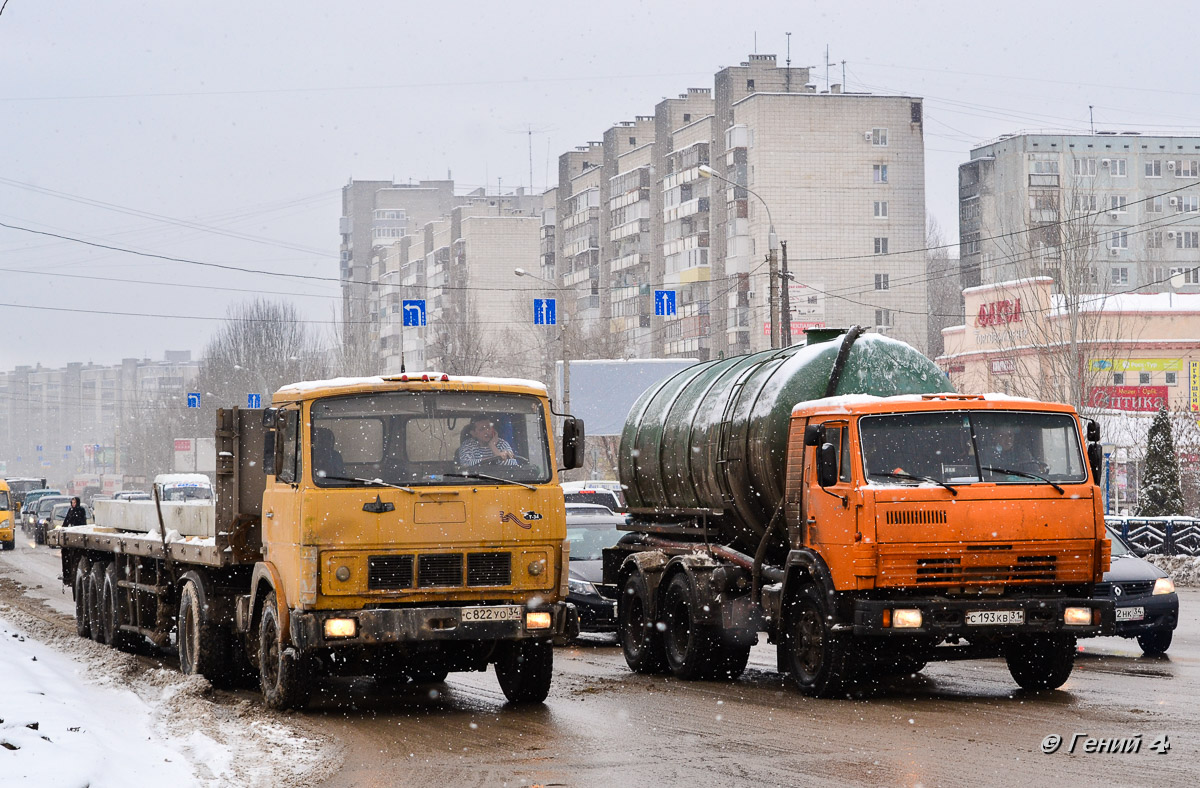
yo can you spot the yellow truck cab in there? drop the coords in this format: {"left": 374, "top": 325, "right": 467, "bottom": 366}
{"left": 0, "top": 480, "right": 14, "bottom": 550}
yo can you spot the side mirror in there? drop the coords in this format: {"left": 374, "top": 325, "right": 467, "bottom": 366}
{"left": 804, "top": 424, "right": 825, "bottom": 447}
{"left": 1088, "top": 443, "right": 1103, "bottom": 484}
{"left": 817, "top": 443, "right": 839, "bottom": 488}
{"left": 262, "top": 407, "right": 279, "bottom": 428}
{"left": 263, "top": 431, "right": 276, "bottom": 476}
{"left": 562, "top": 417, "right": 586, "bottom": 470}
{"left": 1086, "top": 419, "right": 1101, "bottom": 442}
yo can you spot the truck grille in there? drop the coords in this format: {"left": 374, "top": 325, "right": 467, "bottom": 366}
{"left": 467, "top": 552, "right": 511, "bottom": 586}
{"left": 367, "top": 555, "right": 414, "bottom": 590}
{"left": 876, "top": 540, "right": 1093, "bottom": 587}
{"left": 418, "top": 553, "right": 464, "bottom": 587}
{"left": 886, "top": 509, "right": 948, "bottom": 525}
{"left": 912, "top": 554, "right": 1057, "bottom": 584}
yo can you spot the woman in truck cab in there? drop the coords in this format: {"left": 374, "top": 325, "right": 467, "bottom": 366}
{"left": 456, "top": 415, "right": 518, "bottom": 467}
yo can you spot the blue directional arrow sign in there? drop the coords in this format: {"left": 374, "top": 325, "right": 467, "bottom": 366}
{"left": 534, "top": 298, "right": 556, "bottom": 325}
{"left": 187, "top": 393, "right": 201, "bottom": 408}
{"left": 402, "top": 299, "right": 427, "bottom": 327}
{"left": 248, "top": 393, "right": 262, "bottom": 409}
{"left": 655, "top": 289, "right": 677, "bottom": 316}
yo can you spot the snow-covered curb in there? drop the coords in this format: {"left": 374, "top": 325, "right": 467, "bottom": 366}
{"left": 1143, "top": 554, "right": 1200, "bottom": 587}
{"left": 0, "top": 604, "right": 338, "bottom": 787}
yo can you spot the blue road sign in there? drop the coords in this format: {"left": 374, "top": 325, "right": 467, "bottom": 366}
{"left": 65, "top": 445, "right": 72, "bottom": 452}
{"left": 36, "top": 444, "right": 43, "bottom": 453}
{"left": 534, "top": 298, "right": 556, "bottom": 325}
{"left": 655, "top": 289, "right": 677, "bottom": 316}
{"left": 402, "top": 299, "right": 427, "bottom": 327}
{"left": 187, "top": 393, "right": 201, "bottom": 408}
{"left": 248, "top": 393, "right": 262, "bottom": 409}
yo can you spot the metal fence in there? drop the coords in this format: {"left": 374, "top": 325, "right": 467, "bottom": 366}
{"left": 1106, "top": 516, "right": 1200, "bottom": 557}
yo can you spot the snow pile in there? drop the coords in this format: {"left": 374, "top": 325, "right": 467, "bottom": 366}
{"left": 1144, "top": 554, "right": 1200, "bottom": 587}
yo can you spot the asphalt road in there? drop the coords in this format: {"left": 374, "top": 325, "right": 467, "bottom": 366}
{"left": 3, "top": 535, "right": 1197, "bottom": 787}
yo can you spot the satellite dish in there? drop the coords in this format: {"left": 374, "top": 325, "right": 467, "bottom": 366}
{"left": 1169, "top": 271, "right": 1187, "bottom": 289}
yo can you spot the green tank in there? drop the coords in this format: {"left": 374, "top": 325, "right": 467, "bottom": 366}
{"left": 618, "top": 328, "right": 952, "bottom": 555}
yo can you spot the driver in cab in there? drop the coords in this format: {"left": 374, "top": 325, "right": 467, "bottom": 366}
{"left": 456, "top": 415, "right": 518, "bottom": 467}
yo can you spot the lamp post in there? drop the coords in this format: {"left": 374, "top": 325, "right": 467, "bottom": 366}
{"left": 698, "top": 164, "right": 784, "bottom": 348}
{"left": 514, "top": 267, "right": 570, "bottom": 413}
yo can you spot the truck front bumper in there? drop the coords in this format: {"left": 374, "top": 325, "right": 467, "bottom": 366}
{"left": 852, "top": 596, "right": 1113, "bottom": 638}
{"left": 290, "top": 601, "right": 578, "bottom": 651}
{"left": 0, "top": 526, "right": 12, "bottom": 545}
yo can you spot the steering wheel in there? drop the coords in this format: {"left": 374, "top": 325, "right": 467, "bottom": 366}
{"left": 478, "top": 454, "right": 529, "bottom": 467}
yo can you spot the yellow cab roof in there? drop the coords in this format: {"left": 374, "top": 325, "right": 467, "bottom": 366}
{"left": 272, "top": 374, "right": 549, "bottom": 405}
{"left": 791, "top": 393, "right": 1078, "bottom": 420}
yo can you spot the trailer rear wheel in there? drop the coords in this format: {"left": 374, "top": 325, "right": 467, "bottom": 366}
{"left": 73, "top": 558, "right": 92, "bottom": 639}
{"left": 102, "top": 564, "right": 138, "bottom": 652}
{"left": 660, "top": 572, "right": 730, "bottom": 680}
{"left": 618, "top": 571, "right": 668, "bottom": 674}
{"left": 258, "top": 591, "right": 311, "bottom": 710}
{"left": 1005, "top": 634, "right": 1075, "bottom": 690}
{"left": 494, "top": 639, "right": 553, "bottom": 704}
{"left": 785, "top": 585, "right": 854, "bottom": 697}
{"left": 178, "top": 574, "right": 230, "bottom": 683}
{"left": 87, "top": 562, "right": 109, "bottom": 645}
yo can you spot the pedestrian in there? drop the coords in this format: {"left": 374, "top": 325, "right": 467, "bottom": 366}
{"left": 63, "top": 496, "right": 88, "bottom": 527}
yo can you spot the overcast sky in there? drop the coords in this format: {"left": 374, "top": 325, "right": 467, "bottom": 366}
{"left": 1, "top": 0, "right": 1193, "bottom": 370}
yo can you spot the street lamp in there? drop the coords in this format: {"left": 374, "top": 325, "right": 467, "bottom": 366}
{"left": 514, "top": 267, "right": 570, "bottom": 413}
{"left": 697, "top": 164, "right": 789, "bottom": 347}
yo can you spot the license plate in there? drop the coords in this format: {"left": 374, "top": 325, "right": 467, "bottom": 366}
{"left": 966, "top": 610, "right": 1025, "bottom": 626}
{"left": 459, "top": 605, "right": 522, "bottom": 623}
{"left": 1115, "top": 606, "right": 1145, "bottom": 622}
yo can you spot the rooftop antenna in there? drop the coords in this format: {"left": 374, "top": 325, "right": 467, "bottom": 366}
{"left": 785, "top": 32, "right": 792, "bottom": 93}
{"left": 504, "top": 123, "right": 554, "bottom": 191}
{"left": 825, "top": 44, "right": 830, "bottom": 90}
{"left": 841, "top": 60, "right": 847, "bottom": 90}
{"left": 1089, "top": 105, "right": 1095, "bottom": 135}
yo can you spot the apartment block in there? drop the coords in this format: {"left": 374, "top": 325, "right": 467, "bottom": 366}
{"left": 960, "top": 133, "right": 1200, "bottom": 294}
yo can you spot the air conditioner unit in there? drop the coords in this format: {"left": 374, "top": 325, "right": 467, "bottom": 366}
{"left": 864, "top": 131, "right": 873, "bottom": 141}
{"left": 1109, "top": 212, "right": 1120, "bottom": 219}
{"left": 1168, "top": 231, "right": 1177, "bottom": 239}
{"left": 1168, "top": 161, "right": 1177, "bottom": 170}
{"left": 1102, "top": 159, "right": 1111, "bottom": 166}
{"left": 1109, "top": 247, "right": 1120, "bottom": 255}
{"left": 1170, "top": 197, "right": 1179, "bottom": 206}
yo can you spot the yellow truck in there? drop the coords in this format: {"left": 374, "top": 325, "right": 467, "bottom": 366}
{"left": 50, "top": 374, "right": 582, "bottom": 708}
{"left": 0, "top": 479, "right": 14, "bottom": 550}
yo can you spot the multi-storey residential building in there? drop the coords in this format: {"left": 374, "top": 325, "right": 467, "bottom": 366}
{"left": 959, "top": 133, "right": 1200, "bottom": 294}
{"left": 556, "top": 144, "right": 604, "bottom": 340}
{"left": 602, "top": 117, "right": 656, "bottom": 356}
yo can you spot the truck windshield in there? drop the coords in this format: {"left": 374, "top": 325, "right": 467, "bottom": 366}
{"left": 0, "top": 492, "right": 9, "bottom": 510}
{"left": 310, "top": 391, "right": 552, "bottom": 487}
{"left": 859, "top": 410, "right": 1088, "bottom": 486}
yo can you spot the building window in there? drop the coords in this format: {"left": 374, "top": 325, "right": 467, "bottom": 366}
{"left": 1031, "top": 160, "right": 1059, "bottom": 175}
{"left": 874, "top": 200, "right": 889, "bottom": 218}
{"left": 683, "top": 113, "right": 691, "bottom": 123}
{"left": 1178, "top": 231, "right": 1200, "bottom": 249}
{"left": 1166, "top": 372, "right": 1178, "bottom": 386}
{"left": 1149, "top": 196, "right": 1164, "bottom": 213}
{"left": 874, "top": 273, "right": 890, "bottom": 290}
{"left": 1109, "top": 231, "right": 1128, "bottom": 249}
{"left": 1031, "top": 192, "right": 1058, "bottom": 211}
{"left": 1177, "top": 195, "right": 1200, "bottom": 213}
{"left": 1139, "top": 372, "right": 1152, "bottom": 385}
{"left": 963, "top": 232, "right": 981, "bottom": 255}
{"left": 1109, "top": 195, "right": 1128, "bottom": 212}
{"left": 746, "top": 79, "right": 755, "bottom": 91}
{"left": 1146, "top": 159, "right": 1162, "bottom": 178}
{"left": 871, "top": 128, "right": 888, "bottom": 146}
{"left": 1176, "top": 160, "right": 1200, "bottom": 177}
{"left": 1073, "top": 195, "right": 1098, "bottom": 212}
{"left": 629, "top": 137, "right": 636, "bottom": 146}
{"left": 1107, "top": 158, "right": 1127, "bottom": 176}
{"left": 1148, "top": 231, "right": 1163, "bottom": 249}
{"left": 1073, "top": 158, "right": 1098, "bottom": 177}
{"left": 1111, "top": 266, "right": 1129, "bottom": 284}
{"left": 874, "top": 237, "right": 889, "bottom": 255}
{"left": 1113, "top": 373, "right": 1125, "bottom": 384}
{"left": 875, "top": 309, "right": 892, "bottom": 328}
{"left": 873, "top": 164, "right": 888, "bottom": 183}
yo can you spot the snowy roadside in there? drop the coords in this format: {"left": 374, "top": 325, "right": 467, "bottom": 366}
{"left": 0, "top": 592, "right": 341, "bottom": 787}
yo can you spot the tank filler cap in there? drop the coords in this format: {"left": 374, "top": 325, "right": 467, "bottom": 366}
{"left": 803, "top": 327, "right": 849, "bottom": 346}
{"left": 920, "top": 394, "right": 984, "bottom": 401}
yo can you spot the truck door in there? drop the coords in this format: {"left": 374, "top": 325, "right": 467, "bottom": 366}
{"left": 262, "top": 406, "right": 303, "bottom": 605}
{"left": 802, "top": 421, "right": 855, "bottom": 549}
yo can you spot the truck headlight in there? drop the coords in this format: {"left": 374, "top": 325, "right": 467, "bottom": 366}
{"left": 1153, "top": 578, "right": 1175, "bottom": 595}
{"left": 1063, "top": 607, "right": 1092, "bottom": 626}
{"left": 323, "top": 618, "right": 358, "bottom": 639}
{"left": 891, "top": 609, "right": 923, "bottom": 628}
{"left": 525, "top": 611, "right": 552, "bottom": 630}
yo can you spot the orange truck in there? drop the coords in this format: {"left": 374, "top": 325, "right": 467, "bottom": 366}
{"left": 607, "top": 328, "right": 1112, "bottom": 695}
{"left": 51, "top": 374, "right": 581, "bottom": 708}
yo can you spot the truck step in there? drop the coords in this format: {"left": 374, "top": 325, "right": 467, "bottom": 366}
{"left": 117, "top": 580, "right": 168, "bottom": 595}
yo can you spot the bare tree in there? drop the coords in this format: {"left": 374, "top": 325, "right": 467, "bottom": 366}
{"left": 425, "top": 293, "right": 506, "bottom": 376}
{"left": 926, "top": 216, "right": 961, "bottom": 358}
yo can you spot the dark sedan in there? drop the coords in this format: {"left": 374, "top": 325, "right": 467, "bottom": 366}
{"left": 565, "top": 505, "right": 626, "bottom": 635}
{"left": 1094, "top": 525, "right": 1179, "bottom": 655}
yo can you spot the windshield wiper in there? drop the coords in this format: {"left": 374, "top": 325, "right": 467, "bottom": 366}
{"left": 869, "top": 471, "right": 958, "bottom": 496}
{"left": 980, "top": 466, "right": 1064, "bottom": 494}
{"left": 320, "top": 476, "right": 415, "bottom": 493}
{"left": 443, "top": 471, "right": 536, "bottom": 491}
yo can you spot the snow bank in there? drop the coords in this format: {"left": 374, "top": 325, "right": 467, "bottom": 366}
{"left": 1144, "top": 554, "right": 1200, "bottom": 587}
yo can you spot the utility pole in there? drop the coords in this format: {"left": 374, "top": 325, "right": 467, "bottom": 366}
{"left": 780, "top": 240, "right": 792, "bottom": 347}
{"left": 768, "top": 227, "right": 779, "bottom": 348}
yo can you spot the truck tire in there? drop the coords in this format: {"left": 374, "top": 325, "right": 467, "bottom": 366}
{"left": 73, "top": 558, "right": 92, "bottom": 639}
{"left": 258, "top": 591, "right": 311, "bottom": 710}
{"left": 1136, "top": 628, "right": 1172, "bottom": 657}
{"left": 178, "top": 575, "right": 230, "bottom": 683}
{"left": 87, "top": 562, "right": 109, "bottom": 645}
{"left": 1005, "top": 634, "right": 1076, "bottom": 690}
{"left": 618, "top": 571, "right": 668, "bottom": 674}
{"left": 660, "top": 572, "right": 733, "bottom": 681}
{"left": 495, "top": 638, "right": 553, "bottom": 704}
{"left": 785, "top": 585, "right": 855, "bottom": 697}
{"left": 103, "top": 564, "right": 139, "bottom": 652}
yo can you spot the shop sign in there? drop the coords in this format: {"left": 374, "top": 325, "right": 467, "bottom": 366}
{"left": 1089, "top": 358, "right": 1182, "bottom": 372}
{"left": 990, "top": 358, "right": 1016, "bottom": 375}
{"left": 1088, "top": 385, "right": 1169, "bottom": 412}
{"left": 976, "top": 298, "right": 1022, "bottom": 327}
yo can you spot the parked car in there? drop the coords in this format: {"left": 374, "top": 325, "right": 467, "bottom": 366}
{"left": 563, "top": 479, "right": 627, "bottom": 509}
{"left": 564, "top": 505, "right": 627, "bottom": 635}
{"left": 21, "top": 489, "right": 61, "bottom": 534}
{"left": 562, "top": 484, "right": 624, "bottom": 513}
{"left": 1095, "top": 524, "right": 1179, "bottom": 655}
{"left": 32, "top": 495, "right": 70, "bottom": 545}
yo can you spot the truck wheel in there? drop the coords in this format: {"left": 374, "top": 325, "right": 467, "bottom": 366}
{"left": 103, "top": 564, "right": 138, "bottom": 652}
{"left": 618, "top": 571, "right": 668, "bottom": 674}
{"left": 87, "top": 562, "right": 110, "bottom": 645}
{"left": 1005, "top": 634, "right": 1076, "bottom": 690}
{"left": 1136, "top": 629, "right": 1172, "bottom": 656}
{"left": 73, "top": 558, "right": 92, "bottom": 639}
{"left": 660, "top": 572, "right": 728, "bottom": 680}
{"left": 785, "top": 585, "right": 854, "bottom": 697}
{"left": 178, "top": 575, "right": 230, "bottom": 682}
{"left": 258, "top": 591, "right": 311, "bottom": 710}
{"left": 495, "top": 639, "right": 553, "bottom": 704}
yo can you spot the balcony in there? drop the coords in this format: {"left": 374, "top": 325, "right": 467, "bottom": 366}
{"left": 1029, "top": 174, "right": 1060, "bottom": 188}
